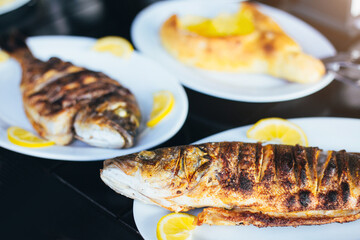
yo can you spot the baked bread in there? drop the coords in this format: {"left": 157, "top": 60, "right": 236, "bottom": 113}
{"left": 160, "top": 2, "right": 325, "bottom": 84}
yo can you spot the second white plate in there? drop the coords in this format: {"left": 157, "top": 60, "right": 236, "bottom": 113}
{"left": 131, "top": 1, "right": 336, "bottom": 102}
{"left": 0, "top": 36, "right": 188, "bottom": 161}
{"left": 134, "top": 117, "right": 360, "bottom": 240}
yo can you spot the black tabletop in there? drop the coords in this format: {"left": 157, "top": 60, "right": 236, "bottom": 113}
{"left": 1, "top": 0, "right": 360, "bottom": 239}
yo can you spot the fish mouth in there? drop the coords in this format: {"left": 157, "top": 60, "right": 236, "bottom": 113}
{"left": 100, "top": 165, "right": 155, "bottom": 205}
{"left": 101, "top": 159, "right": 187, "bottom": 211}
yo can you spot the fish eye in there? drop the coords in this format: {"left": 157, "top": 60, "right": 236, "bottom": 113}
{"left": 138, "top": 151, "right": 156, "bottom": 160}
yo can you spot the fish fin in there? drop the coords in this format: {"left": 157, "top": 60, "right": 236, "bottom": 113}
{"left": 0, "top": 30, "right": 33, "bottom": 59}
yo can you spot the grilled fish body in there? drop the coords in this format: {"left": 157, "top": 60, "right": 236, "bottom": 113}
{"left": 100, "top": 142, "right": 360, "bottom": 227}
{"left": 0, "top": 34, "right": 140, "bottom": 148}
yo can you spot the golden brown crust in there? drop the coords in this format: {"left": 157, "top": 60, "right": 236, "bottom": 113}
{"left": 159, "top": 2, "right": 325, "bottom": 83}
{"left": 195, "top": 207, "right": 360, "bottom": 227}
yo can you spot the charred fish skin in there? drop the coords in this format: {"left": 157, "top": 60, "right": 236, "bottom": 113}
{"left": 74, "top": 92, "right": 140, "bottom": 148}
{"left": 0, "top": 33, "right": 141, "bottom": 148}
{"left": 100, "top": 142, "right": 360, "bottom": 227}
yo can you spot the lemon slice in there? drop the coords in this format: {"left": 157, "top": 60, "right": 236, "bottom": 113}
{"left": 246, "top": 118, "right": 308, "bottom": 146}
{"left": 147, "top": 90, "right": 175, "bottom": 128}
{"left": 92, "top": 36, "right": 134, "bottom": 58}
{"left": 156, "top": 213, "right": 196, "bottom": 240}
{"left": 0, "top": 50, "right": 9, "bottom": 63}
{"left": 7, "top": 126, "right": 55, "bottom": 148}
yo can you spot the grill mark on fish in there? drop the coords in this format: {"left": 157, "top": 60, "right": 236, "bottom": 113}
{"left": 217, "top": 142, "right": 239, "bottom": 190}
{"left": 30, "top": 71, "right": 119, "bottom": 102}
{"left": 336, "top": 151, "right": 351, "bottom": 206}
{"left": 275, "top": 145, "right": 298, "bottom": 192}
{"left": 261, "top": 145, "right": 276, "bottom": 183}
{"left": 237, "top": 143, "right": 257, "bottom": 193}
{"left": 320, "top": 152, "right": 338, "bottom": 189}
{"left": 341, "top": 182, "right": 350, "bottom": 204}
{"left": 349, "top": 153, "right": 360, "bottom": 187}
{"left": 294, "top": 145, "right": 307, "bottom": 188}
{"left": 23, "top": 57, "right": 79, "bottom": 88}
{"left": 299, "top": 190, "right": 311, "bottom": 208}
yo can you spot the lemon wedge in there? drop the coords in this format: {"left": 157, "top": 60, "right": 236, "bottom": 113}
{"left": 7, "top": 126, "right": 55, "bottom": 148}
{"left": 92, "top": 36, "right": 134, "bottom": 58}
{"left": 147, "top": 90, "right": 175, "bottom": 128}
{"left": 246, "top": 118, "right": 308, "bottom": 146}
{"left": 0, "top": 50, "right": 9, "bottom": 63}
{"left": 156, "top": 213, "right": 196, "bottom": 240}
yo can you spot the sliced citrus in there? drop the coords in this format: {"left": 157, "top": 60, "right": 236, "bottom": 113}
{"left": 7, "top": 126, "right": 55, "bottom": 148}
{"left": 156, "top": 213, "right": 196, "bottom": 240}
{"left": 92, "top": 36, "right": 134, "bottom": 58}
{"left": 0, "top": 50, "right": 9, "bottom": 63}
{"left": 147, "top": 90, "right": 175, "bottom": 128}
{"left": 246, "top": 118, "right": 308, "bottom": 146}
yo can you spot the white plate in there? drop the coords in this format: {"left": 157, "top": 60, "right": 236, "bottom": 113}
{"left": 0, "top": 36, "right": 188, "bottom": 161}
{"left": 134, "top": 117, "right": 360, "bottom": 240}
{"left": 0, "top": 0, "right": 29, "bottom": 15}
{"left": 131, "top": 1, "right": 336, "bottom": 102}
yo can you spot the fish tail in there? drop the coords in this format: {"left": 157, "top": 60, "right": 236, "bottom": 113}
{"left": 0, "top": 31, "right": 33, "bottom": 61}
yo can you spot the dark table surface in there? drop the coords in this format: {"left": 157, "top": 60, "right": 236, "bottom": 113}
{"left": 1, "top": 0, "right": 360, "bottom": 239}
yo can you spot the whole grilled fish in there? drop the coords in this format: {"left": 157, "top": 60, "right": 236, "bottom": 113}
{"left": 100, "top": 142, "right": 360, "bottom": 227}
{"left": 0, "top": 34, "right": 140, "bottom": 148}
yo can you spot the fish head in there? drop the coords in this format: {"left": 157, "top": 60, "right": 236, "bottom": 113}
{"left": 100, "top": 145, "right": 214, "bottom": 210}
{"left": 74, "top": 93, "right": 141, "bottom": 149}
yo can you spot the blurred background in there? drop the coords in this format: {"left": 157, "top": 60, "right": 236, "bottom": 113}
{"left": 1, "top": 0, "right": 360, "bottom": 52}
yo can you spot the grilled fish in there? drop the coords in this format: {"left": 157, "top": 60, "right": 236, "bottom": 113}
{"left": 100, "top": 142, "right": 360, "bottom": 227}
{"left": 0, "top": 34, "right": 141, "bottom": 148}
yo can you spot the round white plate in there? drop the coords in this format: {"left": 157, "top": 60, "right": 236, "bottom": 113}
{"left": 134, "top": 117, "right": 360, "bottom": 240}
{"left": 0, "top": 36, "right": 188, "bottom": 161}
{"left": 0, "top": 0, "right": 30, "bottom": 15}
{"left": 131, "top": 1, "right": 336, "bottom": 102}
